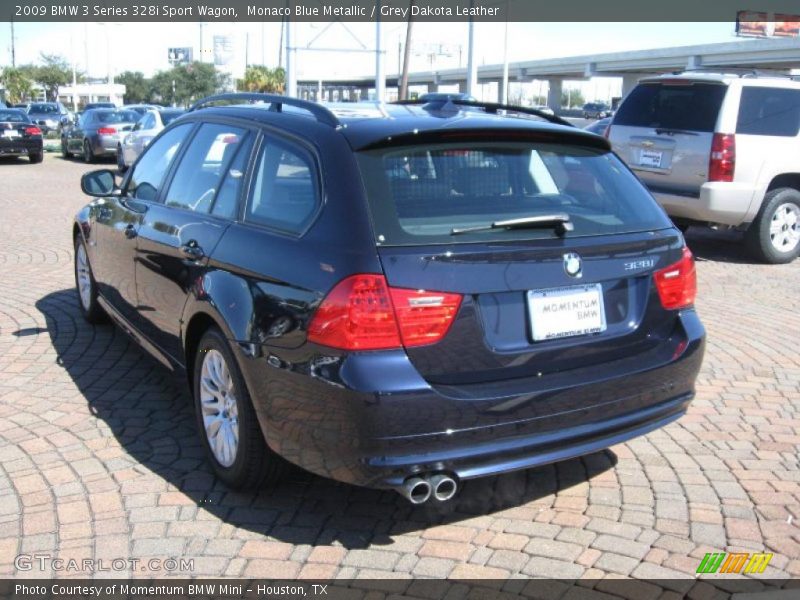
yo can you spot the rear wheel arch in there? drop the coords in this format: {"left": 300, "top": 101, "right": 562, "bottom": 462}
{"left": 183, "top": 312, "right": 221, "bottom": 388}
{"left": 766, "top": 173, "right": 800, "bottom": 194}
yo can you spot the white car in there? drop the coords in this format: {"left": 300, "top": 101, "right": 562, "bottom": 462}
{"left": 117, "top": 108, "right": 185, "bottom": 171}
{"left": 610, "top": 71, "right": 800, "bottom": 263}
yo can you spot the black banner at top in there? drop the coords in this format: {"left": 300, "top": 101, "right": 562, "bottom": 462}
{"left": 4, "top": 0, "right": 800, "bottom": 22}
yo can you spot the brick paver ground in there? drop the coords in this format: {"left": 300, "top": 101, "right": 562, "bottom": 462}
{"left": 0, "top": 155, "right": 798, "bottom": 590}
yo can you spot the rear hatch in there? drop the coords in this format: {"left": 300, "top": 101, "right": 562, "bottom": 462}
{"left": 356, "top": 135, "right": 686, "bottom": 388}
{"left": 610, "top": 79, "right": 728, "bottom": 197}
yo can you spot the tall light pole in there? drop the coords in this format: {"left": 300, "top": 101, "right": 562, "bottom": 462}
{"left": 285, "top": 16, "right": 296, "bottom": 97}
{"left": 500, "top": 18, "right": 509, "bottom": 104}
{"left": 375, "top": 0, "right": 385, "bottom": 101}
{"left": 399, "top": 3, "right": 414, "bottom": 101}
{"left": 466, "top": 3, "right": 477, "bottom": 97}
{"left": 10, "top": 21, "right": 16, "bottom": 68}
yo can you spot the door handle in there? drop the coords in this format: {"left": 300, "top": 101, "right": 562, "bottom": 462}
{"left": 124, "top": 224, "right": 137, "bottom": 239}
{"left": 179, "top": 240, "right": 205, "bottom": 260}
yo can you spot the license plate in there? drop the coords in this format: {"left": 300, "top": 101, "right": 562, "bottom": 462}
{"left": 639, "top": 149, "right": 663, "bottom": 168}
{"left": 2, "top": 130, "right": 20, "bottom": 139}
{"left": 527, "top": 284, "right": 607, "bottom": 341}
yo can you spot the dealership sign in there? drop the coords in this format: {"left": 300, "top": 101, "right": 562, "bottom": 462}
{"left": 737, "top": 10, "right": 800, "bottom": 36}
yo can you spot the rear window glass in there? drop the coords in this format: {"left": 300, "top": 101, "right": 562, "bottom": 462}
{"left": 614, "top": 82, "right": 726, "bottom": 132}
{"left": 93, "top": 110, "right": 139, "bottom": 123}
{"left": 736, "top": 87, "right": 800, "bottom": 137}
{"left": 0, "top": 110, "right": 29, "bottom": 123}
{"left": 357, "top": 143, "right": 671, "bottom": 246}
{"left": 28, "top": 104, "right": 59, "bottom": 113}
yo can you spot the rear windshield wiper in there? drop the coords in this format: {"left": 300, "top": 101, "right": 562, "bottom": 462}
{"left": 654, "top": 127, "right": 699, "bottom": 136}
{"left": 450, "top": 213, "right": 574, "bottom": 236}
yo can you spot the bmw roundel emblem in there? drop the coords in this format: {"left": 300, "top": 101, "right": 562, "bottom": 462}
{"left": 563, "top": 253, "right": 582, "bottom": 278}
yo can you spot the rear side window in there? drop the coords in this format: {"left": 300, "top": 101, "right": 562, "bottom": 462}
{"left": 614, "top": 82, "right": 726, "bottom": 132}
{"left": 357, "top": 143, "right": 671, "bottom": 245}
{"left": 163, "top": 123, "right": 248, "bottom": 213}
{"left": 736, "top": 87, "right": 800, "bottom": 137}
{"left": 245, "top": 139, "right": 319, "bottom": 233}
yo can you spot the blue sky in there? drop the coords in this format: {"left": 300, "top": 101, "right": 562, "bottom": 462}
{"left": 1, "top": 21, "right": 740, "bottom": 101}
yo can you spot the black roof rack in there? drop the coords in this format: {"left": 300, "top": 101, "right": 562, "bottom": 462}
{"left": 393, "top": 98, "right": 575, "bottom": 128}
{"left": 187, "top": 93, "right": 341, "bottom": 128}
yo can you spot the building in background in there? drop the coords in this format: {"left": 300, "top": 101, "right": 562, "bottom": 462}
{"left": 58, "top": 82, "right": 126, "bottom": 108}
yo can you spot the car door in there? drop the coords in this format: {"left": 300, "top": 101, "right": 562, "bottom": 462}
{"left": 134, "top": 112, "right": 158, "bottom": 158}
{"left": 69, "top": 113, "right": 89, "bottom": 152}
{"left": 134, "top": 122, "right": 254, "bottom": 361}
{"left": 92, "top": 122, "right": 194, "bottom": 326}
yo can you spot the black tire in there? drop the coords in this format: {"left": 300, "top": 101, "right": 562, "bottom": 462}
{"left": 745, "top": 187, "right": 800, "bottom": 264}
{"left": 672, "top": 218, "right": 691, "bottom": 234}
{"left": 29, "top": 152, "right": 43, "bottom": 164}
{"left": 116, "top": 145, "right": 127, "bottom": 173}
{"left": 83, "top": 139, "right": 94, "bottom": 163}
{"left": 193, "top": 327, "right": 286, "bottom": 490}
{"left": 73, "top": 237, "right": 106, "bottom": 323}
{"left": 61, "top": 139, "right": 71, "bottom": 159}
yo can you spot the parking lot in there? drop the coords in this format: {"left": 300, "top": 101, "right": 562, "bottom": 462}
{"left": 0, "top": 154, "right": 798, "bottom": 591}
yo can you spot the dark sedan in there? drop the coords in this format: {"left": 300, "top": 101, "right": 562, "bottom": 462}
{"left": 73, "top": 93, "right": 704, "bottom": 504}
{"left": 62, "top": 109, "right": 140, "bottom": 163}
{"left": 26, "top": 101, "right": 70, "bottom": 134}
{"left": 0, "top": 109, "right": 43, "bottom": 163}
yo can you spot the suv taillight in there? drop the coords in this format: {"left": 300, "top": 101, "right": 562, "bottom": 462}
{"left": 307, "top": 274, "right": 462, "bottom": 350}
{"left": 654, "top": 247, "right": 697, "bottom": 310}
{"left": 709, "top": 133, "right": 735, "bottom": 182}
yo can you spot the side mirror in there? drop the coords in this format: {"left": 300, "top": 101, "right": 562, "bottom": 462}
{"left": 81, "top": 169, "right": 118, "bottom": 197}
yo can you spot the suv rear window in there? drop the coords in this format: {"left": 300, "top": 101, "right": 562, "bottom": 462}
{"left": 736, "top": 87, "right": 800, "bottom": 137}
{"left": 357, "top": 142, "right": 671, "bottom": 245}
{"left": 614, "top": 82, "right": 726, "bottom": 132}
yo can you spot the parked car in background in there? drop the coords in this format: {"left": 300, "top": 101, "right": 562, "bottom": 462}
{"left": 418, "top": 92, "right": 478, "bottom": 103}
{"left": 583, "top": 102, "right": 613, "bottom": 119}
{"left": 530, "top": 104, "right": 555, "bottom": 116}
{"left": 609, "top": 71, "right": 800, "bottom": 263}
{"left": 83, "top": 102, "right": 116, "bottom": 111}
{"left": 61, "top": 108, "right": 140, "bottom": 163}
{"left": 73, "top": 93, "right": 704, "bottom": 503}
{"left": 117, "top": 107, "right": 185, "bottom": 171}
{"left": 123, "top": 104, "right": 160, "bottom": 117}
{"left": 26, "top": 102, "right": 71, "bottom": 134}
{"left": 584, "top": 116, "right": 612, "bottom": 135}
{"left": 0, "top": 108, "right": 43, "bottom": 163}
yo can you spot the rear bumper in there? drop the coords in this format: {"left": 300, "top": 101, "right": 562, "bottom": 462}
{"left": 93, "top": 135, "right": 122, "bottom": 155}
{"left": 0, "top": 139, "right": 42, "bottom": 156}
{"left": 651, "top": 182, "right": 758, "bottom": 226}
{"left": 243, "top": 310, "right": 705, "bottom": 489}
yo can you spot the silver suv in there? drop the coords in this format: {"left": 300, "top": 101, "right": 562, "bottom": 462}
{"left": 609, "top": 71, "right": 800, "bottom": 263}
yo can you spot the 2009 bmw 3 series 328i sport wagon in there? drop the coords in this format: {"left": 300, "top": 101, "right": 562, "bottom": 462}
{"left": 73, "top": 94, "right": 705, "bottom": 504}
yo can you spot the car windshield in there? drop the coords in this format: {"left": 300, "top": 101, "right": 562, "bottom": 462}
{"left": 28, "top": 104, "right": 59, "bottom": 113}
{"left": 357, "top": 142, "right": 671, "bottom": 245}
{"left": 94, "top": 110, "right": 139, "bottom": 124}
{"left": 0, "top": 110, "right": 29, "bottom": 123}
{"left": 160, "top": 110, "right": 184, "bottom": 125}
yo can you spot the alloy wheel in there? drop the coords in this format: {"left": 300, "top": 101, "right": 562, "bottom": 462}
{"left": 199, "top": 349, "right": 240, "bottom": 467}
{"left": 769, "top": 202, "right": 800, "bottom": 252}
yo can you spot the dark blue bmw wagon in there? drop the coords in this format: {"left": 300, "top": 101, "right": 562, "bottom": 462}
{"left": 74, "top": 94, "right": 704, "bottom": 504}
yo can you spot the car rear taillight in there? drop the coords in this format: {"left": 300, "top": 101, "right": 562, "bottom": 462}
{"left": 654, "top": 247, "right": 696, "bottom": 310}
{"left": 24, "top": 126, "right": 42, "bottom": 136}
{"left": 97, "top": 127, "right": 117, "bottom": 135}
{"left": 708, "top": 133, "right": 735, "bottom": 182}
{"left": 307, "top": 274, "right": 462, "bottom": 351}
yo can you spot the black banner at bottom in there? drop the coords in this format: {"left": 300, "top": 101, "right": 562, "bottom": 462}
{"left": 1, "top": 579, "right": 799, "bottom": 600}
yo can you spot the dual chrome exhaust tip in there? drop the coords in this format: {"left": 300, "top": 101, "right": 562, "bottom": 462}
{"left": 398, "top": 473, "right": 458, "bottom": 504}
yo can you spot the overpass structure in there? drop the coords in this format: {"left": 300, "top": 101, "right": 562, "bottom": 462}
{"left": 297, "top": 37, "right": 800, "bottom": 111}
